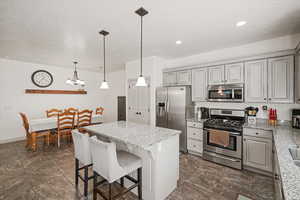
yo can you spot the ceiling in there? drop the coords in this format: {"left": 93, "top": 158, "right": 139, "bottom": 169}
{"left": 0, "top": 0, "right": 300, "bottom": 71}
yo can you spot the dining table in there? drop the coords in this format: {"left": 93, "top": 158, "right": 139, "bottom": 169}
{"left": 29, "top": 115, "right": 103, "bottom": 132}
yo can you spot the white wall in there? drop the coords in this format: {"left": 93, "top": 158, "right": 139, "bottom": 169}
{"left": 166, "top": 33, "right": 300, "bottom": 68}
{"left": 164, "top": 33, "right": 300, "bottom": 121}
{"left": 125, "top": 56, "right": 165, "bottom": 125}
{"left": 0, "top": 58, "right": 125, "bottom": 143}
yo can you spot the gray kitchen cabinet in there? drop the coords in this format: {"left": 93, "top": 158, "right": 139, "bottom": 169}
{"left": 208, "top": 65, "right": 225, "bottom": 85}
{"left": 295, "top": 50, "right": 300, "bottom": 104}
{"left": 163, "top": 72, "right": 177, "bottom": 86}
{"left": 225, "top": 62, "right": 244, "bottom": 84}
{"left": 177, "top": 70, "right": 192, "bottom": 85}
{"left": 245, "top": 59, "right": 268, "bottom": 103}
{"left": 187, "top": 121, "right": 203, "bottom": 156}
{"left": 268, "top": 56, "right": 294, "bottom": 103}
{"left": 192, "top": 68, "right": 208, "bottom": 101}
{"left": 163, "top": 70, "right": 191, "bottom": 86}
{"left": 243, "top": 128, "right": 273, "bottom": 173}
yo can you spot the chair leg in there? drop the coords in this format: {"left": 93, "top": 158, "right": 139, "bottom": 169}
{"left": 93, "top": 172, "right": 98, "bottom": 200}
{"left": 31, "top": 132, "right": 37, "bottom": 151}
{"left": 120, "top": 177, "right": 124, "bottom": 187}
{"left": 138, "top": 168, "right": 142, "bottom": 200}
{"left": 75, "top": 159, "right": 79, "bottom": 187}
{"left": 47, "top": 133, "right": 50, "bottom": 146}
{"left": 58, "top": 133, "right": 60, "bottom": 148}
{"left": 84, "top": 166, "right": 88, "bottom": 197}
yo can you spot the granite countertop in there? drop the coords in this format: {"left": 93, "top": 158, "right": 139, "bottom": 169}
{"left": 84, "top": 121, "right": 181, "bottom": 150}
{"left": 244, "top": 120, "right": 300, "bottom": 200}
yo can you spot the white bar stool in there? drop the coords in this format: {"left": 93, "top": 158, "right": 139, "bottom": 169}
{"left": 72, "top": 130, "right": 94, "bottom": 198}
{"left": 89, "top": 136, "right": 142, "bottom": 200}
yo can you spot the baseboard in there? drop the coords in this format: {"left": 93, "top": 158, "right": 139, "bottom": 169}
{"left": 0, "top": 136, "right": 26, "bottom": 144}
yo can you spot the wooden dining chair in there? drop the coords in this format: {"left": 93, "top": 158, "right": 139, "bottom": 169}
{"left": 46, "top": 108, "right": 62, "bottom": 118}
{"left": 77, "top": 109, "right": 93, "bottom": 133}
{"left": 57, "top": 111, "right": 76, "bottom": 148}
{"left": 64, "top": 107, "right": 79, "bottom": 114}
{"left": 19, "top": 113, "right": 51, "bottom": 151}
{"left": 95, "top": 107, "right": 104, "bottom": 115}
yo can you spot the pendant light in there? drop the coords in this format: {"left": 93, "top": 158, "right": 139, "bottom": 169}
{"left": 66, "top": 61, "right": 85, "bottom": 86}
{"left": 135, "top": 7, "right": 148, "bottom": 87}
{"left": 99, "top": 30, "right": 110, "bottom": 89}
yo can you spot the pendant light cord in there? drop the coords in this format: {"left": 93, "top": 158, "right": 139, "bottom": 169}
{"left": 140, "top": 15, "right": 143, "bottom": 77}
{"left": 103, "top": 35, "right": 106, "bottom": 81}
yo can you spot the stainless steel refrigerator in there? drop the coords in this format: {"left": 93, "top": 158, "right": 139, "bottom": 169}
{"left": 156, "top": 86, "right": 192, "bottom": 152}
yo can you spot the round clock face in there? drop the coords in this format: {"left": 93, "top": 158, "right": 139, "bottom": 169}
{"left": 31, "top": 70, "right": 53, "bottom": 88}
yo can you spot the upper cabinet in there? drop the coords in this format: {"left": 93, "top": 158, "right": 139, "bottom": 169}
{"left": 177, "top": 70, "right": 192, "bottom": 85}
{"left": 163, "top": 70, "right": 191, "bottom": 86}
{"left": 192, "top": 68, "right": 208, "bottom": 101}
{"left": 208, "top": 63, "right": 244, "bottom": 85}
{"left": 268, "top": 56, "right": 294, "bottom": 103}
{"left": 208, "top": 65, "right": 225, "bottom": 85}
{"left": 163, "top": 72, "right": 177, "bottom": 86}
{"left": 225, "top": 63, "right": 244, "bottom": 84}
{"left": 245, "top": 60, "right": 268, "bottom": 103}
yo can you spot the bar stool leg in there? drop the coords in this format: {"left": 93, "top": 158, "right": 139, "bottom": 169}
{"left": 138, "top": 168, "right": 142, "bottom": 200}
{"left": 93, "top": 172, "right": 97, "bottom": 200}
{"left": 109, "top": 183, "right": 112, "bottom": 200}
{"left": 75, "top": 159, "right": 79, "bottom": 187}
{"left": 120, "top": 177, "right": 124, "bottom": 187}
{"left": 84, "top": 166, "right": 88, "bottom": 197}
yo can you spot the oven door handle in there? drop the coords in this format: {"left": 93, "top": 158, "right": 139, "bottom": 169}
{"left": 203, "top": 128, "right": 241, "bottom": 136}
{"left": 205, "top": 151, "right": 241, "bottom": 162}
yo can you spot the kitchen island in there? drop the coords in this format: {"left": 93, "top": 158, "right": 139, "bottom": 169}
{"left": 84, "top": 121, "right": 181, "bottom": 200}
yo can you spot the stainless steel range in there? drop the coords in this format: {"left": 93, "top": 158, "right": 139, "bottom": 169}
{"left": 203, "top": 108, "right": 245, "bottom": 169}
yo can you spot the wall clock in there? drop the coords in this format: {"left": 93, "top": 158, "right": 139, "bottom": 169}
{"left": 31, "top": 70, "right": 53, "bottom": 88}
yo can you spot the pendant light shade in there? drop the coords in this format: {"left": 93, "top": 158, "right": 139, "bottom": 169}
{"left": 135, "top": 7, "right": 148, "bottom": 87}
{"left": 66, "top": 61, "right": 85, "bottom": 86}
{"left": 99, "top": 30, "right": 110, "bottom": 89}
{"left": 100, "top": 81, "right": 109, "bottom": 89}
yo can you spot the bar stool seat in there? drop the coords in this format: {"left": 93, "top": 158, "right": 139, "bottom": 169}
{"left": 89, "top": 136, "right": 142, "bottom": 200}
{"left": 116, "top": 151, "right": 142, "bottom": 174}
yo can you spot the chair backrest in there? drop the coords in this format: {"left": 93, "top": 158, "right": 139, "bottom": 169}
{"left": 57, "top": 111, "right": 75, "bottom": 131}
{"left": 96, "top": 107, "right": 104, "bottom": 115}
{"left": 64, "top": 107, "right": 78, "bottom": 114}
{"left": 89, "top": 137, "right": 124, "bottom": 183}
{"left": 46, "top": 108, "right": 62, "bottom": 118}
{"left": 72, "top": 130, "right": 92, "bottom": 165}
{"left": 77, "top": 109, "right": 93, "bottom": 128}
{"left": 19, "top": 113, "right": 30, "bottom": 134}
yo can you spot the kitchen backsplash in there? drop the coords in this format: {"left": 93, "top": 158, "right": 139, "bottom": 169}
{"left": 194, "top": 102, "right": 300, "bottom": 121}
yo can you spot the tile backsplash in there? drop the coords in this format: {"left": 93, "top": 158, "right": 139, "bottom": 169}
{"left": 194, "top": 102, "right": 300, "bottom": 121}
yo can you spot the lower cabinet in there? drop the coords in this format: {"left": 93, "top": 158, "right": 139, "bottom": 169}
{"left": 243, "top": 128, "right": 273, "bottom": 173}
{"left": 187, "top": 121, "right": 203, "bottom": 156}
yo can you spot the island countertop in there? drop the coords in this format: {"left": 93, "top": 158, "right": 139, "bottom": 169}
{"left": 84, "top": 121, "right": 181, "bottom": 150}
{"left": 244, "top": 120, "right": 300, "bottom": 200}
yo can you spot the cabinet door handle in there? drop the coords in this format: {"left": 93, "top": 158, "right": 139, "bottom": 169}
{"left": 264, "top": 98, "right": 267, "bottom": 100}
{"left": 269, "top": 98, "right": 272, "bottom": 100}
{"left": 256, "top": 132, "right": 259, "bottom": 135}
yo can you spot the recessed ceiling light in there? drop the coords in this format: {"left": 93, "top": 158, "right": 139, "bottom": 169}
{"left": 236, "top": 21, "right": 247, "bottom": 27}
{"left": 176, "top": 40, "right": 182, "bottom": 45}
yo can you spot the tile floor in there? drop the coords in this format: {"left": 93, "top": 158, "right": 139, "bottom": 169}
{"left": 0, "top": 141, "right": 274, "bottom": 200}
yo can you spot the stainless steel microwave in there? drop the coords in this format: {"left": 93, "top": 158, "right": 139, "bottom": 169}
{"left": 207, "top": 84, "right": 244, "bottom": 102}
